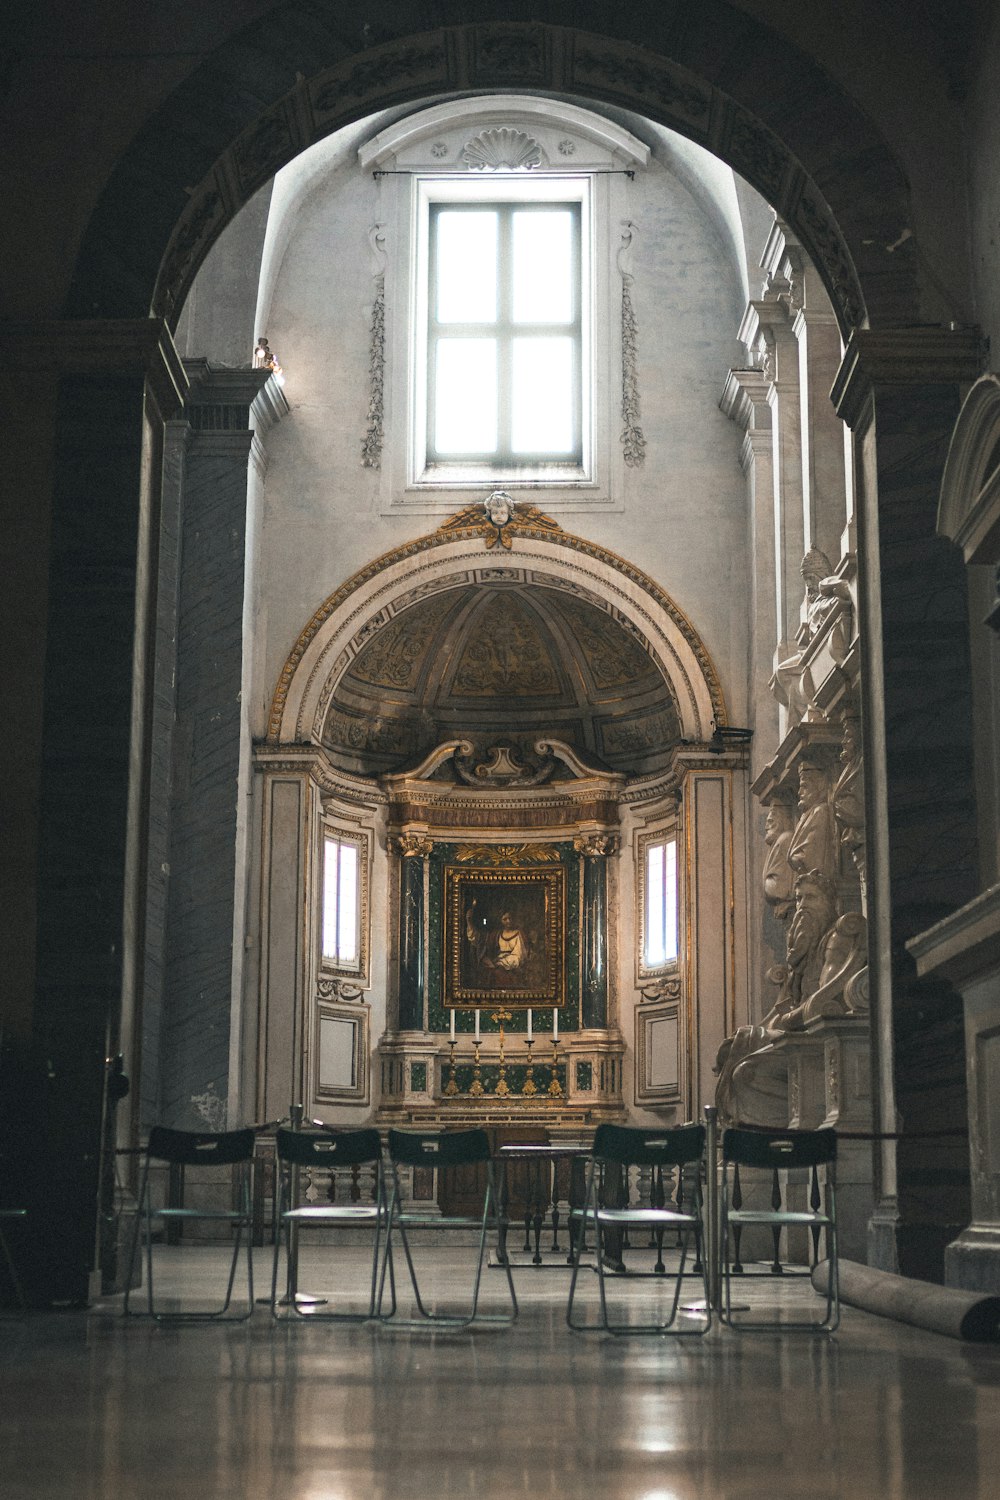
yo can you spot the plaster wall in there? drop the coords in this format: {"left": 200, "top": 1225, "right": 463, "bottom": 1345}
{"left": 232, "top": 127, "right": 752, "bottom": 736}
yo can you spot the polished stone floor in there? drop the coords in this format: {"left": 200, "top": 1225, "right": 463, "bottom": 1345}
{"left": 2, "top": 1245, "right": 1000, "bottom": 1499}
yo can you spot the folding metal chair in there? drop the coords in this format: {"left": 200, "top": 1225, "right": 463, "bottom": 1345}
{"left": 124, "top": 1126, "right": 256, "bottom": 1321}
{"left": 270, "top": 1126, "right": 393, "bottom": 1320}
{"left": 566, "top": 1123, "right": 711, "bottom": 1335}
{"left": 720, "top": 1126, "right": 839, "bottom": 1331}
{"left": 378, "top": 1128, "right": 517, "bottom": 1328}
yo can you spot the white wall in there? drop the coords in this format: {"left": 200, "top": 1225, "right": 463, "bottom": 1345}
{"left": 230, "top": 110, "right": 756, "bottom": 736}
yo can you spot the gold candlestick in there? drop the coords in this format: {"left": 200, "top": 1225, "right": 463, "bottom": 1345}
{"left": 522, "top": 1037, "right": 537, "bottom": 1097}
{"left": 444, "top": 1039, "right": 459, "bottom": 1097}
{"left": 548, "top": 1036, "right": 563, "bottom": 1098}
{"left": 469, "top": 1040, "right": 484, "bottom": 1097}
{"left": 491, "top": 1009, "right": 512, "bottom": 1098}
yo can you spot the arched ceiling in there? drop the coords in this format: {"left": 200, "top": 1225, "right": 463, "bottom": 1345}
{"left": 322, "top": 581, "right": 682, "bottom": 777}
{"left": 65, "top": 13, "right": 930, "bottom": 332}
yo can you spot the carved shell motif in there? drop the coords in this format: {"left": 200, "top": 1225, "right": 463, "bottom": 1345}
{"left": 463, "top": 128, "right": 542, "bottom": 171}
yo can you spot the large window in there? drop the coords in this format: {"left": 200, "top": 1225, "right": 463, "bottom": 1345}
{"left": 641, "top": 835, "right": 679, "bottom": 971}
{"left": 427, "top": 200, "right": 582, "bottom": 466}
{"left": 359, "top": 96, "right": 649, "bottom": 509}
{"left": 414, "top": 174, "right": 591, "bottom": 485}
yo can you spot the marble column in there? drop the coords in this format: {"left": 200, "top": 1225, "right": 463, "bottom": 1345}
{"left": 0, "top": 318, "right": 185, "bottom": 1304}
{"left": 158, "top": 363, "right": 287, "bottom": 1131}
{"left": 395, "top": 835, "right": 432, "bottom": 1030}
{"left": 576, "top": 835, "right": 615, "bottom": 1029}
{"left": 832, "top": 327, "right": 983, "bottom": 1279}
{"left": 760, "top": 218, "right": 849, "bottom": 565}
{"left": 720, "top": 369, "right": 779, "bottom": 1002}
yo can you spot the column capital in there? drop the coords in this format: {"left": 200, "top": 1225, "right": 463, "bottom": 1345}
{"left": 0, "top": 316, "right": 187, "bottom": 416}
{"left": 831, "top": 326, "right": 984, "bottom": 430}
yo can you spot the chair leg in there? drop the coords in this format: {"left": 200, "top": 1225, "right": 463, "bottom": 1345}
{"left": 0, "top": 1221, "right": 26, "bottom": 1309}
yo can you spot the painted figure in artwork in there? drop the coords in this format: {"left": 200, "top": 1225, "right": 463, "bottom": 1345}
{"left": 465, "top": 900, "right": 529, "bottom": 973}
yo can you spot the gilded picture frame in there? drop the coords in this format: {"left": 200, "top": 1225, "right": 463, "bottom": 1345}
{"left": 443, "top": 865, "right": 565, "bottom": 1009}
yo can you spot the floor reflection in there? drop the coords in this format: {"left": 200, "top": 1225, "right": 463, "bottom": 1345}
{"left": 1, "top": 1246, "right": 998, "bottom": 1499}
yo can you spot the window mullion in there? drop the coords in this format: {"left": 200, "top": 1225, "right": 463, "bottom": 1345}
{"left": 497, "top": 206, "right": 513, "bottom": 464}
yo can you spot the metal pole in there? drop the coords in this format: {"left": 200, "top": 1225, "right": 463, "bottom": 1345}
{"left": 286, "top": 1102, "right": 303, "bottom": 1303}
{"left": 704, "top": 1104, "right": 720, "bottom": 1313}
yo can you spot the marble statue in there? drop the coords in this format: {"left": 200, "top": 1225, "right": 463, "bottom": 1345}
{"left": 783, "top": 911, "right": 868, "bottom": 1027}
{"left": 772, "top": 549, "right": 853, "bottom": 724}
{"left": 780, "top": 868, "right": 840, "bottom": 1009}
{"left": 762, "top": 803, "right": 795, "bottom": 919}
{"left": 788, "top": 761, "right": 839, "bottom": 884}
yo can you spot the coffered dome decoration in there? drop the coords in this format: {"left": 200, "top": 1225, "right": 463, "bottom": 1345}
{"left": 322, "top": 580, "right": 681, "bottom": 777}
{"left": 269, "top": 515, "right": 725, "bottom": 753}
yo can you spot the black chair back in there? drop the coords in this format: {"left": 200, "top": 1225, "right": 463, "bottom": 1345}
{"left": 592, "top": 1122, "right": 705, "bottom": 1168}
{"left": 276, "top": 1127, "right": 382, "bottom": 1169}
{"left": 722, "top": 1127, "right": 836, "bottom": 1172}
{"left": 388, "top": 1128, "right": 491, "bottom": 1169}
{"left": 146, "top": 1126, "right": 256, "bottom": 1167}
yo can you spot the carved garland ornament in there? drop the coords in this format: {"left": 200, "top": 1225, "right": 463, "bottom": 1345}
{"left": 618, "top": 223, "right": 646, "bottom": 467}
{"left": 361, "top": 224, "right": 386, "bottom": 470}
{"left": 455, "top": 843, "right": 562, "bottom": 867}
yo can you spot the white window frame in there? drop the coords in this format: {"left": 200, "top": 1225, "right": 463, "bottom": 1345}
{"left": 319, "top": 825, "right": 369, "bottom": 980}
{"left": 637, "top": 829, "right": 680, "bottom": 978}
{"left": 359, "top": 96, "right": 649, "bottom": 515}
{"left": 414, "top": 175, "right": 591, "bottom": 484}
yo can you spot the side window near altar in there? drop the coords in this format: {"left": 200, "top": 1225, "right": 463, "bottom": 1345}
{"left": 640, "top": 833, "right": 679, "bottom": 973}
{"left": 321, "top": 831, "right": 364, "bottom": 974}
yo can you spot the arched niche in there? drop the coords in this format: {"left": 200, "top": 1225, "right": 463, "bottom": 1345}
{"left": 269, "top": 510, "right": 727, "bottom": 752}
{"left": 253, "top": 506, "right": 739, "bottom": 1131}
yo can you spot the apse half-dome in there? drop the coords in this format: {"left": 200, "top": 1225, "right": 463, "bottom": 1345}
{"left": 321, "top": 581, "right": 682, "bottom": 776}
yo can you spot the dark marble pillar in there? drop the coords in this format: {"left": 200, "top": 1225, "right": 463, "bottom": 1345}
{"left": 396, "top": 837, "right": 430, "bottom": 1030}
{"left": 577, "top": 835, "right": 615, "bottom": 1029}
{"left": 157, "top": 364, "right": 285, "bottom": 1130}
{"left": 833, "top": 328, "right": 983, "bottom": 1280}
{"left": 0, "top": 320, "right": 185, "bottom": 1305}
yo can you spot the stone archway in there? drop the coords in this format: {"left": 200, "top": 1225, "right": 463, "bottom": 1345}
{"left": 68, "top": 11, "right": 923, "bottom": 334}
{"left": 10, "top": 5, "right": 982, "bottom": 1304}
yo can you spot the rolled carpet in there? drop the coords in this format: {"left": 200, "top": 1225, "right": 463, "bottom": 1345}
{"left": 812, "top": 1258, "right": 1000, "bottom": 1341}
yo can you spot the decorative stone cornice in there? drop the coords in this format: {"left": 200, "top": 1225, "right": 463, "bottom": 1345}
{"left": 183, "top": 361, "right": 288, "bottom": 431}
{"left": 831, "top": 326, "right": 985, "bottom": 431}
{"left": 907, "top": 882, "right": 1000, "bottom": 986}
{"left": 750, "top": 721, "right": 842, "bottom": 804}
{"left": 720, "top": 368, "right": 773, "bottom": 431}
{"left": 1, "top": 317, "right": 187, "bottom": 417}
{"left": 253, "top": 741, "right": 389, "bottom": 806}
